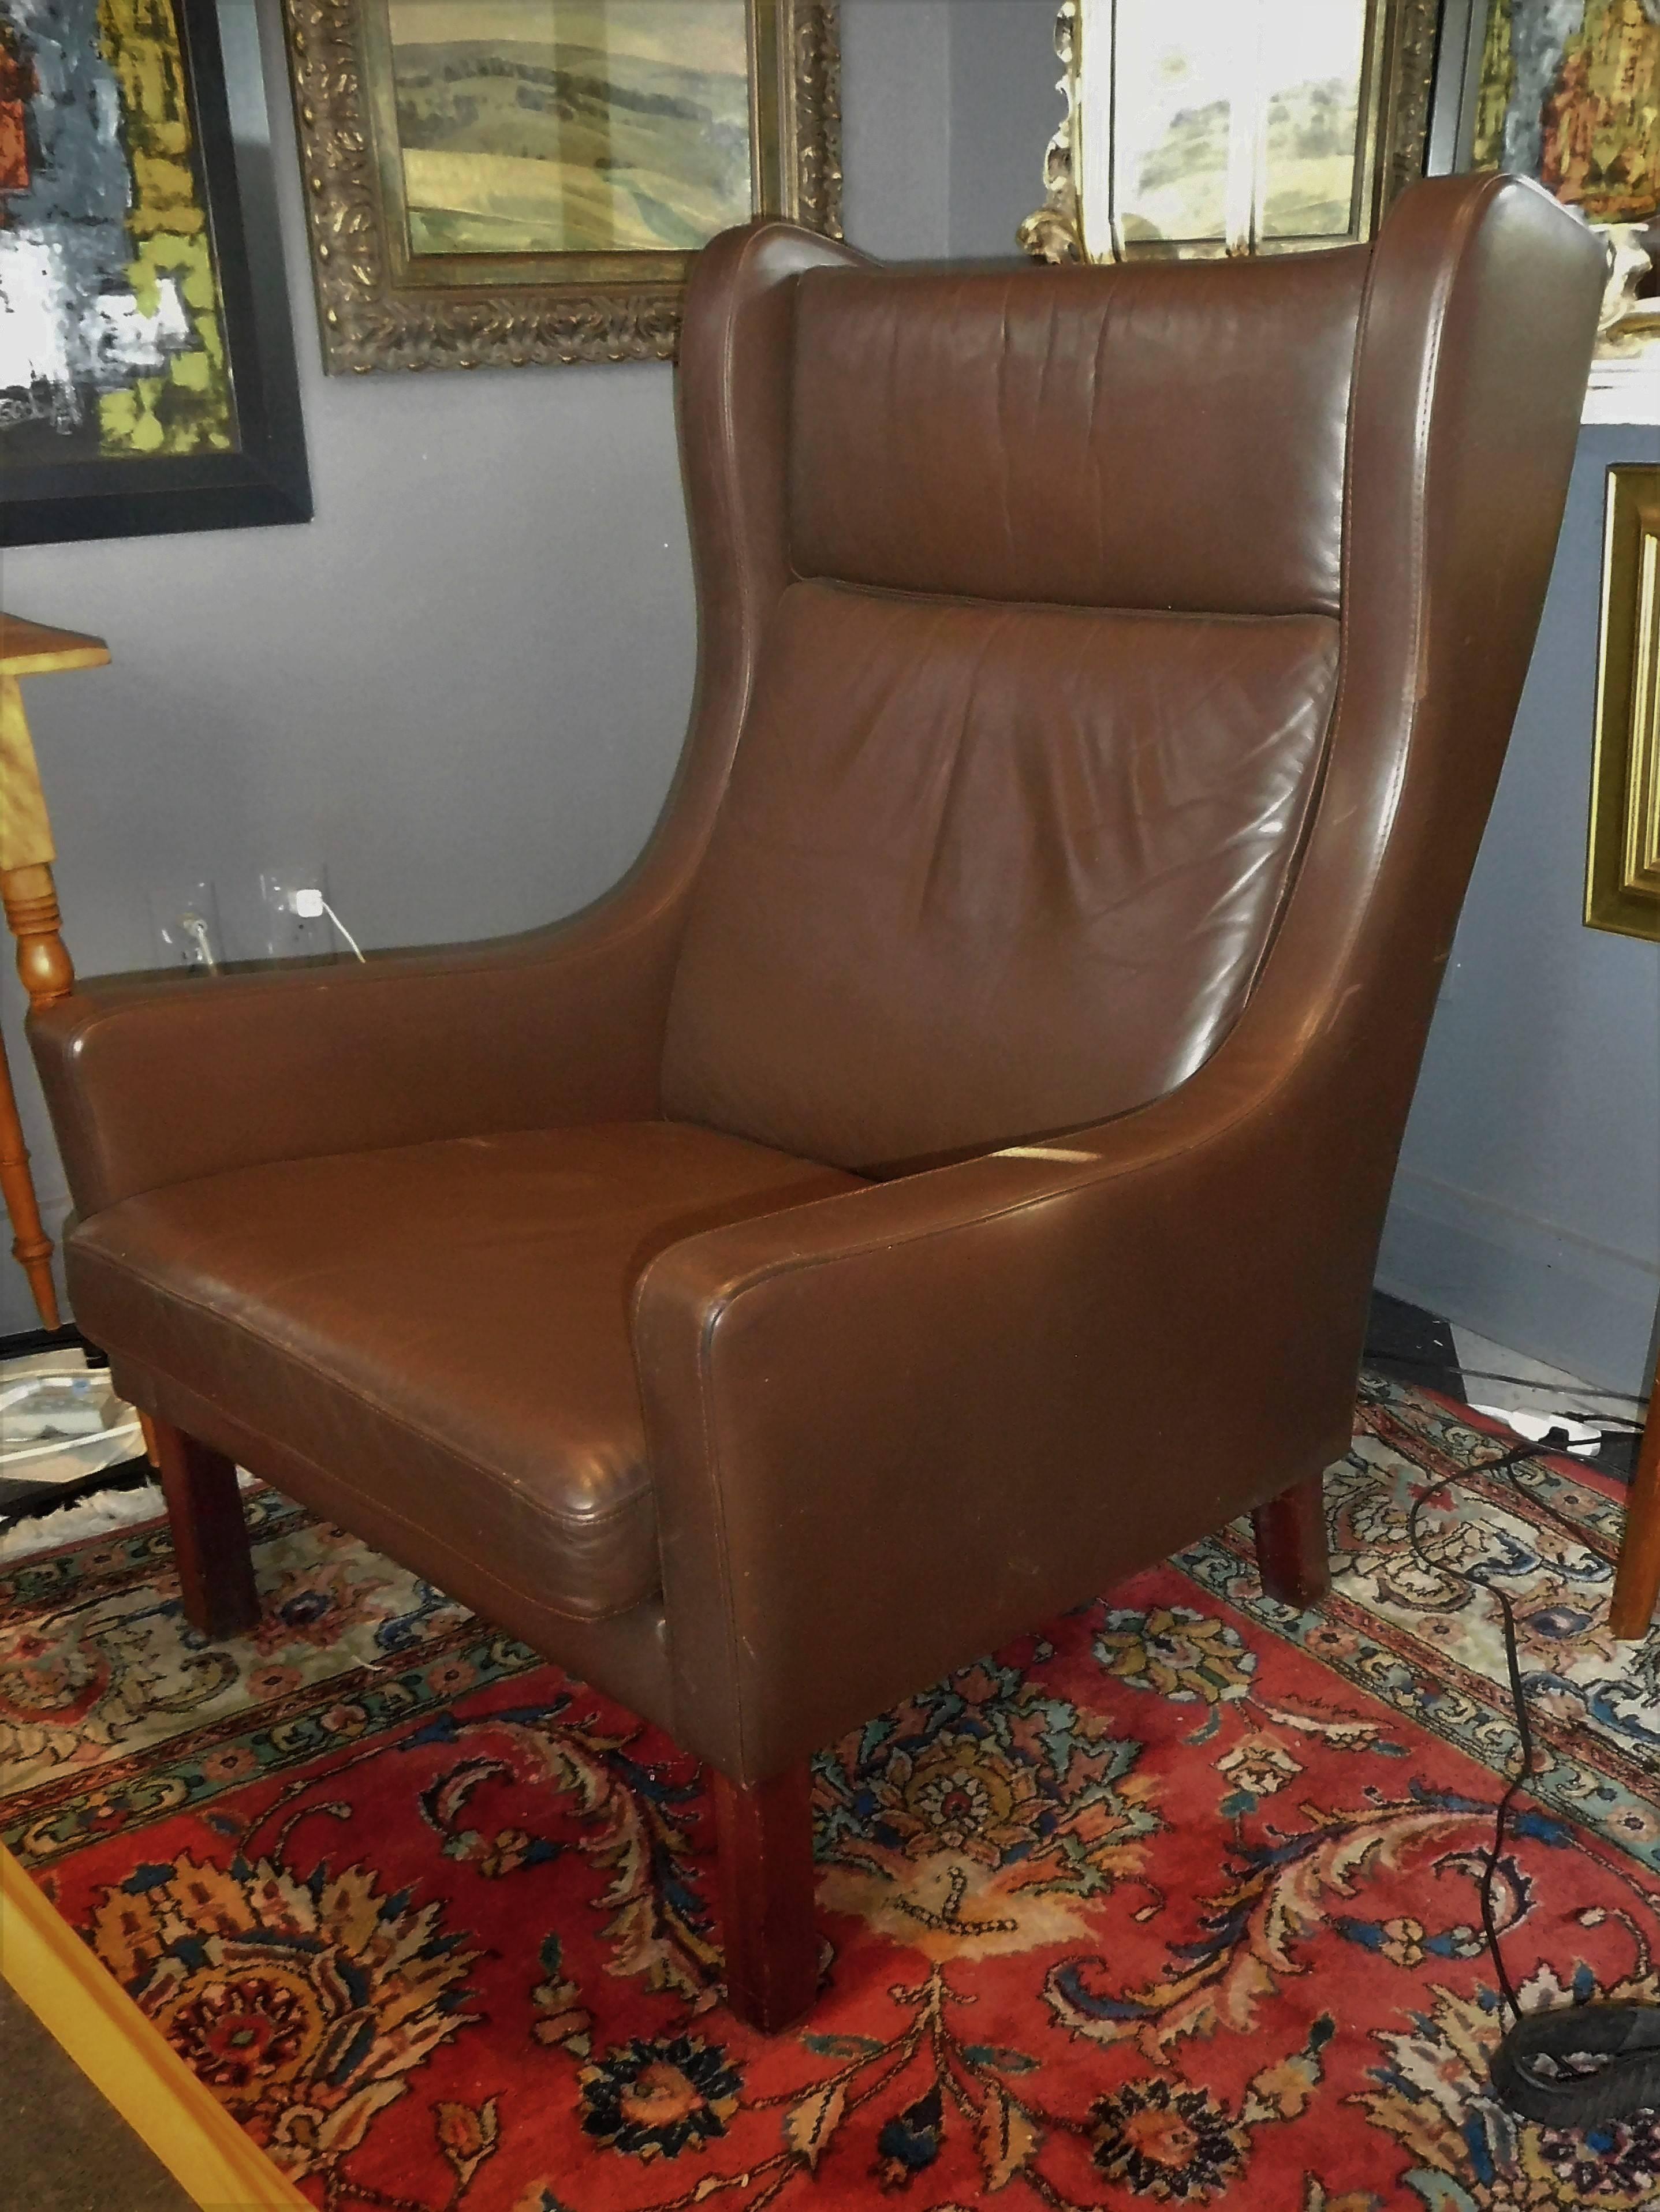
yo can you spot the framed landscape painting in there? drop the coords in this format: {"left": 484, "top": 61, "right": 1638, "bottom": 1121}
{"left": 282, "top": 1, "right": 841, "bottom": 372}
{"left": 0, "top": 0, "right": 311, "bottom": 545}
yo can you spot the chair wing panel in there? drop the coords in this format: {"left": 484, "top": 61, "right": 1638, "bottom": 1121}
{"left": 639, "top": 176, "right": 1606, "bottom": 1783}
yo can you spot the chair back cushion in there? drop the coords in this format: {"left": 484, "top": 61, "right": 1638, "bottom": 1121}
{"left": 789, "top": 255, "right": 1363, "bottom": 618}
{"left": 662, "top": 253, "right": 1364, "bottom": 1169}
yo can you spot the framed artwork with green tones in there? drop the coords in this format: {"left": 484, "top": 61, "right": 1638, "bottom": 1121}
{"left": 281, "top": 1, "right": 842, "bottom": 372}
{"left": 0, "top": 0, "right": 311, "bottom": 546}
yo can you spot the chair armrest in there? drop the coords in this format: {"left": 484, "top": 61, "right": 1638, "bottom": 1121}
{"left": 30, "top": 893, "right": 683, "bottom": 1217}
{"left": 632, "top": 1037, "right": 1377, "bottom": 1783}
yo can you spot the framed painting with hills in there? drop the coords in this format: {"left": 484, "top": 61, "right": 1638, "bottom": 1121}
{"left": 282, "top": 0, "right": 841, "bottom": 372}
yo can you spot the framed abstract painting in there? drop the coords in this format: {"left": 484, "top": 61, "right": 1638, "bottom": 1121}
{"left": 280, "top": 0, "right": 842, "bottom": 373}
{"left": 0, "top": 0, "right": 311, "bottom": 547}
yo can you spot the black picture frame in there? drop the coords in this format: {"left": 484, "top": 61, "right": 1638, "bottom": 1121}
{"left": 1, "top": 0, "right": 311, "bottom": 548}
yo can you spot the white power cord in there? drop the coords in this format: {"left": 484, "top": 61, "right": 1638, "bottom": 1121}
{"left": 290, "top": 886, "right": 366, "bottom": 963}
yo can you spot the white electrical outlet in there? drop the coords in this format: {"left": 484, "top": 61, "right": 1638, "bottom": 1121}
{"left": 258, "top": 868, "right": 337, "bottom": 962}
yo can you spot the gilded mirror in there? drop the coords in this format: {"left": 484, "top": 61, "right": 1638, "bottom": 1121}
{"left": 1022, "top": 0, "right": 1442, "bottom": 264}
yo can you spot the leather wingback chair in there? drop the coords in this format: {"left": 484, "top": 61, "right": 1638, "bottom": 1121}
{"left": 31, "top": 175, "right": 1601, "bottom": 2034}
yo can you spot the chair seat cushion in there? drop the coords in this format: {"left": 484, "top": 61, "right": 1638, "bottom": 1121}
{"left": 66, "top": 1124, "right": 861, "bottom": 1623}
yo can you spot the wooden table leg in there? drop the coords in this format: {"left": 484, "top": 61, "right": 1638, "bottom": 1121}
{"left": 2, "top": 860, "right": 76, "bottom": 1010}
{"left": 0, "top": 626, "right": 106, "bottom": 1333}
{"left": 1, "top": 661, "right": 77, "bottom": 1329}
{"left": 1610, "top": 1340, "right": 1660, "bottom": 1641}
{"left": 0, "top": 857, "right": 76, "bottom": 1332}
{"left": 0, "top": 1030, "right": 58, "bottom": 1328}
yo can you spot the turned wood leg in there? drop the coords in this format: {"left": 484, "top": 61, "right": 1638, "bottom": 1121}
{"left": 2, "top": 859, "right": 76, "bottom": 1010}
{"left": 1252, "top": 1467, "right": 1331, "bottom": 1609}
{"left": 1611, "top": 1347, "right": 1660, "bottom": 1641}
{"left": 711, "top": 1765, "right": 818, "bottom": 2034}
{"left": 0, "top": 1032, "right": 58, "bottom": 1328}
{"left": 0, "top": 840, "right": 77, "bottom": 1331}
{"left": 151, "top": 1417, "right": 259, "bottom": 1639}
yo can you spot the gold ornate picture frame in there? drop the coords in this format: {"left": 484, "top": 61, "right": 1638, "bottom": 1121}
{"left": 1021, "top": 0, "right": 1442, "bottom": 266}
{"left": 281, "top": 2, "right": 841, "bottom": 373}
{"left": 1587, "top": 466, "right": 1660, "bottom": 944}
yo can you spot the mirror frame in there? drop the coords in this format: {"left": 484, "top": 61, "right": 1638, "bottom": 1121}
{"left": 1020, "top": 0, "right": 1445, "bottom": 264}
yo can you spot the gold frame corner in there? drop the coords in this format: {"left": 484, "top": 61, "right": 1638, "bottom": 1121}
{"left": 1586, "top": 464, "right": 1660, "bottom": 945}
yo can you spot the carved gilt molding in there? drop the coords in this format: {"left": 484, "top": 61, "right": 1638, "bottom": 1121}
{"left": 1587, "top": 466, "right": 1660, "bottom": 942}
{"left": 1376, "top": 0, "right": 1443, "bottom": 221}
{"left": 281, "top": 0, "right": 842, "bottom": 373}
{"left": 1016, "top": 3, "right": 1084, "bottom": 264}
{"left": 792, "top": 0, "right": 844, "bottom": 242}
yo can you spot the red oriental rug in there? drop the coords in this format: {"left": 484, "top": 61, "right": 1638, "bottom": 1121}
{"left": 4, "top": 1376, "right": 1659, "bottom": 2211}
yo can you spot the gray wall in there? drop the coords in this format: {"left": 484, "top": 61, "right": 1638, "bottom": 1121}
{"left": 1377, "top": 425, "right": 1660, "bottom": 1392}
{"left": 949, "top": 0, "right": 1062, "bottom": 258}
{"left": 842, "top": 0, "right": 952, "bottom": 258}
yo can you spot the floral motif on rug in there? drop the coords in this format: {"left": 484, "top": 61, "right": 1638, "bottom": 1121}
{"left": 3, "top": 1377, "right": 1658, "bottom": 2210}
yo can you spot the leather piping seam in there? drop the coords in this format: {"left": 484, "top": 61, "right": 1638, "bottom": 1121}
{"left": 691, "top": 1302, "right": 747, "bottom": 1775}
{"left": 654, "top": 230, "right": 770, "bottom": 1042}
{"left": 51, "top": 917, "right": 657, "bottom": 1049}
{"left": 714, "top": 231, "right": 764, "bottom": 763}
{"left": 166, "top": 1392, "right": 667, "bottom": 1639}
{"left": 789, "top": 570, "right": 1343, "bottom": 623}
{"left": 72, "top": 1249, "right": 658, "bottom": 1561}
{"left": 792, "top": 576, "right": 1344, "bottom": 625}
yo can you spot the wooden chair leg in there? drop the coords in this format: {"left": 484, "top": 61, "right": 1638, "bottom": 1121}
{"left": 1252, "top": 1467, "right": 1331, "bottom": 1609}
{"left": 710, "top": 1764, "right": 818, "bottom": 2034}
{"left": 151, "top": 1416, "right": 259, "bottom": 1639}
{"left": 1610, "top": 1347, "right": 1660, "bottom": 1641}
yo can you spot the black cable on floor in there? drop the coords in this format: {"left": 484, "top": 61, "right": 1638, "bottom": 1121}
{"left": 1367, "top": 1343, "right": 1650, "bottom": 1419}
{"left": 1403, "top": 1432, "right": 1660, "bottom": 2127}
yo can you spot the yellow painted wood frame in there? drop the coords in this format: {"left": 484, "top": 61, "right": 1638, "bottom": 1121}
{"left": 0, "top": 1841, "right": 309, "bottom": 2210}
{"left": 1586, "top": 464, "right": 1660, "bottom": 942}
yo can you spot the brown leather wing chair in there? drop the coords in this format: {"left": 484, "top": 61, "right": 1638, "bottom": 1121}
{"left": 31, "top": 175, "right": 1601, "bottom": 2034}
